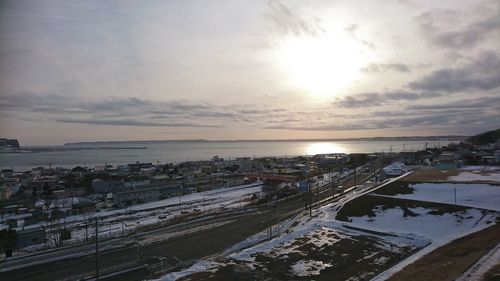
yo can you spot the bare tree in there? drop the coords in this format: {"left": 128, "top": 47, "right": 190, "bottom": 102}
{"left": 46, "top": 210, "right": 71, "bottom": 247}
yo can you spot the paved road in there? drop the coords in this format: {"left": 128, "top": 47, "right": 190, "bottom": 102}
{"left": 0, "top": 167, "right": 380, "bottom": 281}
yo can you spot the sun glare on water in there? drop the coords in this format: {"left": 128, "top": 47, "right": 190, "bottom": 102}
{"left": 275, "top": 36, "right": 367, "bottom": 98}
{"left": 305, "top": 142, "right": 346, "bottom": 155}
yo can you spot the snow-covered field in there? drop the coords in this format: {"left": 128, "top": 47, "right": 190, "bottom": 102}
{"left": 374, "top": 182, "right": 500, "bottom": 212}
{"left": 448, "top": 166, "right": 500, "bottom": 183}
{"left": 346, "top": 205, "right": 496, "bottom": 240}
{"left": 460, "top": 166, "right": 500, "bottom": 172}
{"left": 449, "top": 171, "right": 500, "bottom": 183}
{"left": 159, "top": 176, "right": 432, "bottom": 281}
{"left": 161, "top": 217, "right": 427, "bottom": 281}
{"left": 159, "top": 173, "right": 499, "bottom": 281}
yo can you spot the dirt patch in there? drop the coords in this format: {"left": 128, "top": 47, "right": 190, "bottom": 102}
{"left": 179, "top": 229, "right": 421, "bottom": 281}
{"left": 335, "top": 194, "right": 470, "bottom": 222}
{"left": 401, "top": 169, "right": 459, "bottom": 182}
{"left": 483, "top": 262, "right": 500, "bottom": 281}
{"left": 387, "top": 224, "right": 500, "bottom": 281}
{"left": 373, "top": 181, "right": 415, "bottom": 196}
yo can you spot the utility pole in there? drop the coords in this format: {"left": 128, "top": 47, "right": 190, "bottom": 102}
{"left": 309, "top": 182, "right": 312, "bottom": 217}
{"left": 454, "top": 188, "right": 457, "bottom": 215}
{"left": 331, "top": 173, "right": 335, "bottom": 199}
{"left": 354, "top": 166, "right": 357, "bottom": 189}
{"left": 95, "top": 218, "right": 99, "bottom": 281}
{"left": 276, "top": 197, "right": 280, "bottom": 236}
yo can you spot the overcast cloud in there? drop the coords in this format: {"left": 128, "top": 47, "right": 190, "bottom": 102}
{"left": 0, "top": 0, "right": 499, "bottom": 145}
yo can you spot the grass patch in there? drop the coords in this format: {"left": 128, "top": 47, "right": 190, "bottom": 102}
{"left": 373, "top": 181, "right": 415, "bottom": 196}
{"left": 387, "top": 224, "right": 500, "bottom": 281}
{"left": 401, "top": 169, "right": 459, "bottom": 183}
{"left": 335, "top": 195, "right": 470, "bottom": 222}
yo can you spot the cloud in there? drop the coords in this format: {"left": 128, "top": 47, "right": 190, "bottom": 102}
{"left": 55, "top": 118, "right": 220, "bottom": 128}
{"left": 336, "top": 51, "right": 500, "bottom": 108}
{"left": 361, "top": 63, "right": 411, "bottom": 73}
{"left": 344, "top": 23, "right": 375, "bottom": 49}
{"left": 333, "top": 91, "right": 429, "bottom": 108}
{"left": 265, "top": 106, "right": 500, "bottom": 132}
{"left": 265, "top": 0, "right": 325, "bottom": 37}
{"left": 0, "top": 93, "right": 296, "bottom": 127}
{"left": 415, "top": 4, "right": 500, "bottom": 49}
{"left": 407, "top": 95, "right": 500, "bottom": 111}
{"left": 333, "top": 92, "right": 383, "bottom": 108}
{"left": 408, "top": 51, "right": 500, "bottom": 93}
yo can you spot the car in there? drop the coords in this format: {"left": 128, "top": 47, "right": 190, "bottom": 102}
{"left": 193, "top": 208, "right": 201, "bottom": 212}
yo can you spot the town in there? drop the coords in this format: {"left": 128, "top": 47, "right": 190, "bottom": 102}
{"left": 0, "top": 129, "right": 499, "bottom": 280}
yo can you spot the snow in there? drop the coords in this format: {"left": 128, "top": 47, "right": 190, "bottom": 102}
{"left": 455, "top": 242, "right": 500, "bottom": 281}
{"left": 375, "top": 183, "right": 500, "bottom": 212}
{"left": 160, "top": 173, "right": 423, "bottom": 280}
{"left": 158, "top": 260, "right": 222, "bottom": 281}
{"left": 291, "top": 260, "right": 332, "bottom": 276}
{"left": 370, "top": 221, "right": 497, "bottom": 281}
{"left": 460, "top": 166, "right": 500, "bottom": 171}
{"left": 449, "top": 171, "right": 500, "bottom": 183}
{"left": 346, "top": 206, "right": 496, "bottom": 240}
{"left": 13, "top": 183, "right": 263, "bottom": 252}
{"left": 155, "top": 172, "right": 499, "bottom": 281}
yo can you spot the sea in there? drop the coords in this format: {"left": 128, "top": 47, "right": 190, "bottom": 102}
{"left": 0, "top": 140, "right": 453, "bottom": 171}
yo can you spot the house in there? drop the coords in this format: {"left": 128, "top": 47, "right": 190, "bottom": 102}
{"left": 481, "top": 155, "right": 496, "bottom": 164}
{"left": 398, "top": 152, "right": 418, "bottom": 165}
{"left": 72, "top": 201, "right": 96, "bottom": 215}
{"left": 434, "top": 151, "right": 460, "bottom": 169}
{"left": 416, "top": 150, "right": 437, "bottom": 164}
{"left": 113, "top": 187, "right": 161, "bottom": 207}
{"left": 0, "top": 186, "right": 14, "bottom": 200}
{"left": 223, "top": 174, "right": 246, "bottom": 187}
{"left": 1, "top": 169, "right": 14, "bottom": 178}
{"left": 438, "top": 151, "right": 455, "bottom": 162}
{"left": 16, "top": 227, "right": 46, "bottom": 248}
{"left": 383, "top": 162, "right": 408, "bottom": 177}
{"left": 91, "top": 179, "right": 123, "bottom": 193}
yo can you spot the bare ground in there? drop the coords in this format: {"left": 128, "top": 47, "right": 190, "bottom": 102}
{"left": 386, "top": 223, "right": 500, "bottom": 281}
{"left": 400, "top": 169, "right": 459, "bottom": 182}
{"left": 483, "top": 263, "right": 500, "bottom": 281}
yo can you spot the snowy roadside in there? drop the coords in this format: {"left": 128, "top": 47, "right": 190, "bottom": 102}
{"left": 3, "top": 182, "right": 263, "bottom": 258}
{"left": 455, "top": 242, "right": 500, "bottom": 281}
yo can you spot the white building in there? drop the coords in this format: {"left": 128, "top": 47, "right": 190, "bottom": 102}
{"left": 383, "top": 162, "right": 408, "bottom": 177}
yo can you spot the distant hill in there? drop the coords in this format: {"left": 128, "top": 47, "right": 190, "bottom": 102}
{"left": 64, "top": 135, "right": 467, "bottom": 146}
{"left": 0, "top": 138, "right": 20, "bottom": 148}
{"left": 466, "top": 128, "right": 500, "bottom": 145}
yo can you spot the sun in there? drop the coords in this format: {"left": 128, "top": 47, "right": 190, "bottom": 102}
{"left": 275, "top": 35, "right": 366, "bottom": 98}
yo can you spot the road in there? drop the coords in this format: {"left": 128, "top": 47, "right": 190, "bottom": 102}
{"left": 0, "top": 166, "right": 380, "bottom": 281}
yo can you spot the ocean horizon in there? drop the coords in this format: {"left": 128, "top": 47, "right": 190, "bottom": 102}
{"left": 0, "top": 139, "right": 455, "bottom": 171}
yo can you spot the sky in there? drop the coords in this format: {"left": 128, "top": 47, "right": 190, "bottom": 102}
{"left": 0, "top": 0, "right": 499, "bottom": 145}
